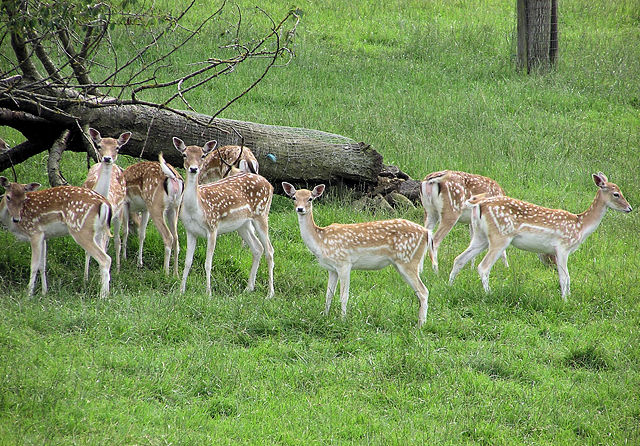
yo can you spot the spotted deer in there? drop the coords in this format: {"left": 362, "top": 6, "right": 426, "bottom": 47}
{"left": 121, "top": 155, "right": 184, "bottom": 275}
{"left": 0, "top": 177, "right": 112, "bottom": 298}
{"left": 449, "top": 173, "right": 632, "bottom": 299}
{"left": 83, "top": 128, "right": 129, "bottom": 275}
{"left": 172, "top": 137, "right": 274, "bottom": 297}
{"left": 421, "top": 170, "right": 508, "bottom": 273}
{"left": 282, "top": 182, "right": 430, "bottom": 326}
{"left": 199, "top": 145, "right": 259, "bottom": 184}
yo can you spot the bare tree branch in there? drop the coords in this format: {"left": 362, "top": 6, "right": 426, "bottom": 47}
{"left": 48, "top": 129, "right": 70, "bottom": 186}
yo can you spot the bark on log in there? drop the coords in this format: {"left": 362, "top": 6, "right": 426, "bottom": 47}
{"left": 64, "top": 103, "right": 384, "bottom": 185}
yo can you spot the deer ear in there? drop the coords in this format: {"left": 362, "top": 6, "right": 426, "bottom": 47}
{"left": 311, "top": 184, "right": 325, "bottom": 199}
{"left": 25, "top": 182, "right": 41, "bottom": 192}
{"left": 593, "top": 173, "right": 607, "bottom": 188}
{"left": 88, "top": 128, "right": 101, "bottom": 145}
{"left": 117, "top": 132, "right": 132, "bottom": 147}
{"left": 203, "top": 140, "right": 217, "bottom": 154}
{"left": 238, "top": 159, "right": 250, "bottom": 173}
{"left": 250, "top": 160, "right": 259, "bottom": 174}
{"left": 281, "top": 182, "right": 296, "bottom": 197}
{"left": 172, "top": 137, "right": 186, "bottom": 153}
{"left": 0, "top": 176, "right": 9, "bottom": 188}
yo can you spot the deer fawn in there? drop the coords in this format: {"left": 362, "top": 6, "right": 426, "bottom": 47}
{"left": 199, "top": 145, "right": 259, "bottom": 184}
{"left": 83, "top": 128, "right": 130, "bottom": 275}
{"left": 421, "top": 170, "right": 508, "bottom": 273}
{"left": 172, "top": 137, "right": 274, "bottom": 297}
{"left": 282, "top": 182, "right": 430, "bottom": 326}
{"left": 449, "top": 173, "right": 632, "bottom": 299}
{"left": 0, "top": 177, "right": 112, "bottom": 298}
{"left": 121, "top": 154, "right": 184, "bottom": 275}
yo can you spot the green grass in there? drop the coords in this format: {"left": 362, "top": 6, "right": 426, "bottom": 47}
{"left": 2, "top": 0, "right": 640, "bottom": 443}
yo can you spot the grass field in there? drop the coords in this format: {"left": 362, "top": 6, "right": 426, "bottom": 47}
{"left": 1, "top": 0, "right": 640, "bottom": 443}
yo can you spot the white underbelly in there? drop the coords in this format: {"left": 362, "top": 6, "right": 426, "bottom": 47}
{"left": 43, "top": 222, "right": 70, "bottom": 239}
{"left": 457, "top": 208, "right": 472, "bottom": 224}
{"left": 351, "top": 254, "right": 392, "bottom": 270}
{"left": 128, "top": 195, "right": 147, "bottom": 213}
{"left": 512, "top": 233, "right": 557, "bottom": 254}
{"left": 217, "top": 219, "right": 246, "bottom": 235}
{"left": 181, "top": 215, "right": 209, "bottom": 238}
{"left": 317, "top": 254, "right": 392, "bottom": 271}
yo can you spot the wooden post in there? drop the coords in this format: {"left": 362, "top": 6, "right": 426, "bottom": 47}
{"left": 517, "top": 0, "right": 557, "bottom": 73}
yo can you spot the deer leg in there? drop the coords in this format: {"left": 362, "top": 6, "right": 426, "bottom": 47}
{"left": 27, "top": 233, "right": 45, "bottom": 296}
{"left": 449, "top": 231, "right": 488, "bottom": 285}
{"left": 112, "top": 214, "right": 122, "bottom": 273}
{"left": 337, "top": 266, "right": 352, "bottom": 319}
{"left": 40, "top": 239, "right": 48, "bottom": 295}
{"left": 555, "top": 249, "right": 570, "bottom": 301}
{"left": 477, "top": 240, "right": 511, "bottom": 294}
{"left": 429, "top": 213, "right": 459, "bottom": 274}
{"left": 149, "top": 206, "right": 174, "bottom": 275}
{"left": 137, "top": 210, "right": 150, "bottom": 268}
{"left": 395, "top": 262, "right": 429, "bottom": 327}
{"left": 204, "top": 228, "right": 219, "bottom": 296}
{"left": 238, "top": 223, "right": 263, "bottom": 294}
{"left": 72, "top": 230, "right": 111, "bottom": 299}
{"left": 252, "top": 216, "right": 275, "bottom": 299}
{"left": 181, "top": 231, "right": 197, "bottom": 294}
{"left": 165, "top": 205, "right": 181, "bottom": 277}
{"left": 122, "top": 203, "right": 130, "bottom": 261}
{"left": 325, "top": 270, "right": 338, "bottom": 316}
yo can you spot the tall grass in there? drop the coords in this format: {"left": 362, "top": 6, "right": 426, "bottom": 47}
{"left": 1, "top": 0, "right": 639, "bottom": 443}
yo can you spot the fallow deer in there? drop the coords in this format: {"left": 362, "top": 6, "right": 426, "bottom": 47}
{"left": 282, "top": 182, "right": 430, "bottom": 326}
{"left": 199, "top": 145, "right": 259, "bottom": 184}
{"left": 121, "top": 155, "right": 184, "bottom": 275}
{"left": 83, "top": 128, "right": 130, "bottom": 275}
{"left": 172, "top": 137, "right": 274, "bottom": 297}
{"left": 449, "top": 172, "right": 632, "bottom": 299}
{"left": 0, "top": 177, "right": 112, "bottom": 298}
{"left": 421, "top": 170, "right": 508, "bottom": 273}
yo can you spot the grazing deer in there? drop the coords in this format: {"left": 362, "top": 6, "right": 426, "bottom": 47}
{"left": 172, "top": 137, "right": 274, "bottom": 297}
{"left": 421, "top": 170, "right": 508, "bottom": 273}
{"left": 83, "top": 128, "right": 130, "bottom": 275}
{"left": 449, "top": 173, "right": 632, "bottom": 299}
{"left": 282, "top": 182, "right": 430, "bottom": 326}
{"left": 0, "top": 177, "right": 112, "bottom": 298}
{"left": 121, "top": 155, "right": 184, "bottom": 275}
{"left": 199, "top": 145, "right": 259, "bottom": 184}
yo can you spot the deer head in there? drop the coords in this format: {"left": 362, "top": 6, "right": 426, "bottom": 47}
{"left": 0, "top": 176, "right": 41, "bottom": 223}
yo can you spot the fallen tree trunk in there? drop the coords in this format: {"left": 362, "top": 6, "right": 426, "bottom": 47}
{"left": 1, "top": 103, "right": 384, "bottom": 186}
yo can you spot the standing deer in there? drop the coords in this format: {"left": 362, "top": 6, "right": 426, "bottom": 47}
{"left": 421, "top": 170, "right": 508, "bottom": 273}
{"left": 83, "top": 128, "right": 130, "bottom": 275}
{"left": 121, "top": 155, "right": 184, "bottom": 275}
{"left": 172, "top": 137, "right": 274, "bottom": 297}
{"left": 0, "top": 177, "right": 112, "bottom": 298}
{"left": 282, "top": 182, "right": 430, "bottom": 326}
{"left": 449, "top": 173, "right": 632, "bottom": 299}
{"left": 199, "top": 145, "right": 259, "bottom": 184}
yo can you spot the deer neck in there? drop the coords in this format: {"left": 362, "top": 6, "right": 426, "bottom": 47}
{"left": 93, "top": 162, "right": 114, "bottom": 198}
{"left": 0, "top": 198, "right": 8, "bottom": 228}
{"left": 297, "top": 210, "right": 324, "bottom": 257}
{"left": 182, "top": 173, "right": 203, "bottom": 212}
{"left": 577, "top": 190, "right": 608, "bottom": 242}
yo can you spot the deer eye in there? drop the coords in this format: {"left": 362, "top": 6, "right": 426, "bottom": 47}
{"left": 5, "top": 196, "right": 10, "bottom": 202}
{"left": 613, "top": 192, "right": 620, "bottom": 198}
{"left": 307, "top": 198, "right": 313, "bottom": 202}
{"left": 182, "top": 153, "right": 187, "bottom": 158}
